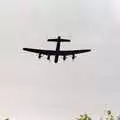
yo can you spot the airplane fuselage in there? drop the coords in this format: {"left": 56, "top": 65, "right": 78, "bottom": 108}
{"left": 54, "top": 37, "right": 61, "bottom": 63}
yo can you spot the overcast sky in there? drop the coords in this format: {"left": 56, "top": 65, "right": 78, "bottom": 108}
{"left": 0, "top": 0, "right": 120, "bottom": 120}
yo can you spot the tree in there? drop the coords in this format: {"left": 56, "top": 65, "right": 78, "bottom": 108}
{"left": 76, "top": 114, "right": 92, "bottom": 120}
{"left": 106, "top": 110, "right": 115, "bottom": 120}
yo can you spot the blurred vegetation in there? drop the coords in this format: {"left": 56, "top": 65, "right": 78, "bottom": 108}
{"left": 76, "top": 114, "right": 92, "bottom": 120}
{"left": 75, "top": 109, "right": 120, "bottom": 120}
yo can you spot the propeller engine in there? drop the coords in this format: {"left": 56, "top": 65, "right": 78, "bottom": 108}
{"left": 63, "top": 55, "right": 67, "bottom": 61}
{"left": 72, "top": 54, "right": 76, "bottom": 60}
{"left": 47, "top": 55, "right": 50, "bottom": 60}
{"left": 38, "top": 53, "right": 43, "bottom": 59}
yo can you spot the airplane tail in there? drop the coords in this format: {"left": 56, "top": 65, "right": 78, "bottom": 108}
{"left": 48, "top": 39, "right": 71, "bottom": 42}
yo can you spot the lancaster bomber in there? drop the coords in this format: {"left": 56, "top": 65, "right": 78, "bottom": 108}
{"left": 23, "top": 36, "right": 91, "bottom": 63}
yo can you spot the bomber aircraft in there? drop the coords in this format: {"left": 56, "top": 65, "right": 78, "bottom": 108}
{"left": 23, "top": 36, "right": 91, "bottom": 63}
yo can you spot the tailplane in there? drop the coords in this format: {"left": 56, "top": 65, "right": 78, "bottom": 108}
{"left": 47, "top": 36, "right": 71, "bottom": 42}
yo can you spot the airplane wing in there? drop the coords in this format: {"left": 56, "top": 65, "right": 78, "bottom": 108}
{"left": 23, "top": 48, "right": 91, "bottom": 56}
{"left": 58, "top": 49, "right": 91, "bottom": 56}
{"left": 23, "top": 48, "right": 56, "bottom": 55}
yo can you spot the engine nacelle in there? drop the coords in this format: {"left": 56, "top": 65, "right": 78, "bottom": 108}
{"left": 72, "top": 54, "right": 75, "bottom": 60}
{"left": 63, "top": 55, "right": 66, "bottom": 61}
{"left": 38, "top": 53, "right": 42, "bottom": 59}
{"left": 47, "top": 55, "right": 50, "bottom": 60}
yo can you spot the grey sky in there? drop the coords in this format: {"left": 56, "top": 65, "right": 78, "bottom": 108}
{"left": 0, "top": 0, "right": 120, "bottom": 120}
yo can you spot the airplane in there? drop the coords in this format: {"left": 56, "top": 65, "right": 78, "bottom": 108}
{"left": 23, "top": 36, "right": 91, "bottom": 63}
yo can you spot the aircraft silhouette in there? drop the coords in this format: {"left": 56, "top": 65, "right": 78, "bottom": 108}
{"left": 23, "top": 36, "right": 91, "bottom": 63}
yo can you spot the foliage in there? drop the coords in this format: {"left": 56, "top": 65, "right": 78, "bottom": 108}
{"left": 76, "top": 114, "right": 92, "bottom": 120}
{"left": 75, "top": 109, "right": 118, "bottom": 120}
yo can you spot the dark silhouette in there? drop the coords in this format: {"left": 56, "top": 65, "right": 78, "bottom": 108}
{"left": 23, "top": 36, "right": 91, "bottom": 63}
{"left": 5, "top": 118, "right": 9, "bottom": 120}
